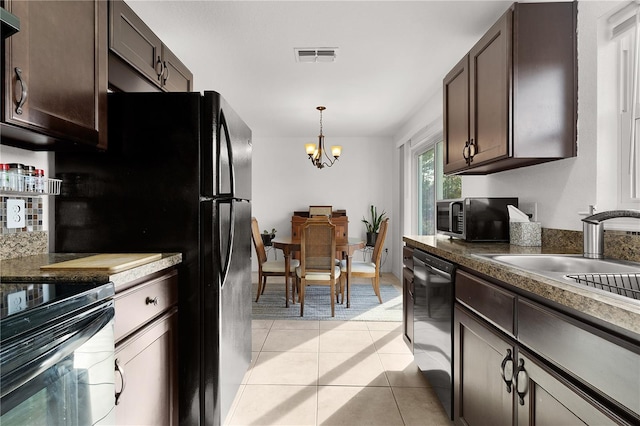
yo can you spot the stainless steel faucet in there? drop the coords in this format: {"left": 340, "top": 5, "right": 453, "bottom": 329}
{"left": 582, "top": 210, "right": 640, "bottom": 258}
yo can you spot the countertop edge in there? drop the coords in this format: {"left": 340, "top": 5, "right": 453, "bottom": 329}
{"left": 0, "top": 253, "right": 183, "bottom": 285}
{"left": 403, "top": 235, "right": 640, "bottom": 337}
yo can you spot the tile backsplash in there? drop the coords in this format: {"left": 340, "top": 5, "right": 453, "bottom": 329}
{"left": 1, "top": 196, "right": 44, "bottom": 234}
{"left": 1, "top": 195, "right": 47, "bottom": 260}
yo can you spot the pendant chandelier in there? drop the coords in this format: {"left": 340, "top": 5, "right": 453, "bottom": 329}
{"left": 305, "top": 106, "right": 342, "bottom": 169}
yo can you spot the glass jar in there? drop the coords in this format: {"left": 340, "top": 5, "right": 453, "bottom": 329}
{"left": 24, "top": 165, "right": 36, "bottom": 192}
{"left": 0, "top": 164, "right": 10, "bottom": 191}
{"left": 8, "top": 163, "right": 25, "bottom": 192}
{"left": 35, "top": 169, "right": 45, "bottom": 193}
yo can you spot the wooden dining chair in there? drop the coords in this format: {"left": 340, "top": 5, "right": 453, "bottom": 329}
{"left": 251, "top": 217, "right": 299, "bottom": 302}
{"left": 340, "top": 218, "right": 389, "bottom": 303}
{"left": 295, "top": 216, "right": 342, "bottom": 317}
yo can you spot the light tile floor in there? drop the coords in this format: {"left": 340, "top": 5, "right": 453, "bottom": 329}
{"left": 224, "top": 319, "right": 452, "bottom": 425}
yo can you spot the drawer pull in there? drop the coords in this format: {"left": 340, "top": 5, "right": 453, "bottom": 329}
{"left": 155, "top": 56, "right": 164, "bottom": 80}
{"left": 115, "top": 358, "right": 126, "bottom": 405}
{"left": 14, "top": 68, "right": 28, "bottom": 115}
{"left": 146, "top": 296, "right": 158, "bottom": 306}
{"left": 500, "top": 349, "right": 514, "bottom": 393}
{"left": 513, "top": 358, "right": 528, "bottom": 406}
{"left": 162, "top": 61, "right": 170, "bottom": 84}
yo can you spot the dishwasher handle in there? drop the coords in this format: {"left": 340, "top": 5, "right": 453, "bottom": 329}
{"left": 424, "top": 262, "right": 453, "bottom": 281}
{"left": 413, "top": 250, "right": 456, "bottom": 282}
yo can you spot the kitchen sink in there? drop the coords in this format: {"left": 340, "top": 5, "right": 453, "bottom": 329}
{"left": 475, "top": 254, "right": 640, "bottom": 301}
{"left": 479, "top": 254, "right": 640, "bottom": 274}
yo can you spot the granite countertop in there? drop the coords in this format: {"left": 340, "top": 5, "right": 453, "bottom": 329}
{"left": 0, "top": 253, "right": 183, "bottom": 288}
{"left": 403, "top": 235, "right": 640, "bottom": 338}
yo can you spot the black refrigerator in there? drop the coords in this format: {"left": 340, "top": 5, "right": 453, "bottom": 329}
{"left": 55, "top": 91, "right": 252, "bottom": 425}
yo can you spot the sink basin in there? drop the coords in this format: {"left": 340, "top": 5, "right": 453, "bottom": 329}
{"left": 475, "top": 254, "right": 640, "bottom": 301}
{"left": 478, "top": 254, "right": 640, "bottom": 274}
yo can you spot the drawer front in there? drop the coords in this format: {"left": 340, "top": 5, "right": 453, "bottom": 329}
{"left": 115, "top": 269, "right": 178, "bottom": 342}
{"left": 518, "top": 298, "right": 640, "bottom": 418}
{"left": 455, "top": 270, "right": 515, "bottom": 335}
{"left": 402, "top": 246, "right": 414, "bottom": 270}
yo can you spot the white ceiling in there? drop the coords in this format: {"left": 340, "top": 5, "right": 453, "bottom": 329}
{"left": 126, "top": 1, "right": 515, "bottom": 138}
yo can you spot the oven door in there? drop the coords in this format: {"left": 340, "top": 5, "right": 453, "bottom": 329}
{"left": 1, "top": 301, "right": 115, "bottom": 425}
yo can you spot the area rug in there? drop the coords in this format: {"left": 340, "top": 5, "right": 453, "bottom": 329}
{"left": 251, "top": 280, "right": 402, "bottom": 321}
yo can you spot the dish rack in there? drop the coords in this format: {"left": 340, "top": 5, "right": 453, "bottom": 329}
{"left": 0, "top": 178, "right": 62, "bottom": 197}
{"left": 566, "top": 273, "right": 640, "bottom": 300}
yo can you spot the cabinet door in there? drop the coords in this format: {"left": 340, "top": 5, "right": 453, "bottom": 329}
{"left": 514, "top": 350, "right": 622, "bottom": 425}
{"left": 110, "top": 0, "right": 163, "bottom": 88}
{"left": 454, "top": 305, "right": 514, "bottom": 426}
{"left": 443, "top": 55, "right": 470, "bottom": 174}
{"left": 115, "top": 308, "right": 178, "bottom": 426}
{"left": 468, "top": 8, "right": 511, "bottom": 168}
{"left": 3, "top": 0, "right": 107, "bottom": 148}
{"left": 161, "top": 45, "right": 193, "bottom": 92}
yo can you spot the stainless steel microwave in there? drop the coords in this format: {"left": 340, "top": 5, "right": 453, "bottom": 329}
{"left": 436, "top": 197, "right": 518, "bottom": 242}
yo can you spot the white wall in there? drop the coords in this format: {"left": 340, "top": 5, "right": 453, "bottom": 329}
{"left": 251, "top": 135, "right": 394, "bottom": 272}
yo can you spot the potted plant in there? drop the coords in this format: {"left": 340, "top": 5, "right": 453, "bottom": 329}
{"left": 362, "top": 205, "right": 386, "bottom": 247}
{"left": 261, "top": 228, "right": 277, "bottom": 246}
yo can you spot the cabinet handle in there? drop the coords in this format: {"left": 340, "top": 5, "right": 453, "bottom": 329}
{"left": 146, "top": 296, "right": 159, "bottom": 306}
{"left": 468, "top": 138, "right": 476, "bottom": 162}
{"left": 462, "top": 140, "right": 470, "bottom": 160}
{"left": 500, "top": 349, "right": 514, "bottom": 393}
{"left": 155, "top": 56, "right": 164, "bottom": 80}
{"left": 513, "top": 358, "right": 528, "bottom": 406}
{"left": 163, "top": 61, "right": 170, "bottom": 85}
{"left": 114, "top": 358, "right": 126, "bottom": 405}
{"left": 14, "top": 68, "right": 28, "bottom": 115}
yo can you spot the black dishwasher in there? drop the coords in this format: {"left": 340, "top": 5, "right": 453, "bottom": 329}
{"left": 413, "top": 249, "right": 456, "bottom": 420}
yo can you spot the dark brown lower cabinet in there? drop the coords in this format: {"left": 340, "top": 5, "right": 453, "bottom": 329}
{"left": 115, "top": 308, "right": 178, "bottom": 425}
{"left": 515, "top": 349, "right": 617, "bottom": 425}
{"left": 454, "top": 305, "right": 514, "bottom": 425}
{"left": 454, "top": 262, "right": 639, "bottom": 426}
{"left": 402, "top": 265, "right": 414, "bottom": 349}
{"left": 454, "top": 305, "right": 622, "bottom": 425}
{"left": 402, "top": 246, "right": 414, "bottom": 349}
{"left": 113, "top": 269, "right": 179, "bottom": 425}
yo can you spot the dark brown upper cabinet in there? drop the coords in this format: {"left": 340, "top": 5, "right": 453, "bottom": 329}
{"left": 2, "top": 0, "right": 108, "bottom": 150}
{"left": 443, "top": 2, "right": 577, "bottom": 175}
{"left": 109, "top": 0, "right": 193, "bottom": 93}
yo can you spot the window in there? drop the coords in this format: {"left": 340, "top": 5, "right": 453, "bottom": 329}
{"left": 610, "top": 2, "right": 640, "bottom": 207}
{"left": 417, "top": 148, "right": 435, "bottom": 234}
{"left": 437, "top": 141, "right": 462, "bottom": 200}
{"left": 416, "top": 139, "right": 461, "bottom": 235}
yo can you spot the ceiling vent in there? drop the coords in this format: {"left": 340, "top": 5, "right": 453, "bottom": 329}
{"left": 294, "top": 48, "right": 338, "bottom": 63}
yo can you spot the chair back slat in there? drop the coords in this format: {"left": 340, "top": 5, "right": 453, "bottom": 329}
{"left": 371, "top": 218, "right": 389, "bottom": 267}
{"left": 300, "top": 216, "right": 336, "bottom": 276}
{"left": 250, "top": 217, "right": 268, "bottom": 264}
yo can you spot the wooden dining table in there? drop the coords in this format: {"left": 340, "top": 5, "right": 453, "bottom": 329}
{"left": 271, "top": 237, "right": 365, "bottom": 308}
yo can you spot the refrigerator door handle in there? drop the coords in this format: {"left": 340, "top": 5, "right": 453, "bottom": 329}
{"left": 220, "top": 200, "right": 235, "bottom": 286}
{"left": 218, "top": 112, "right": 236, "bottom": 198}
